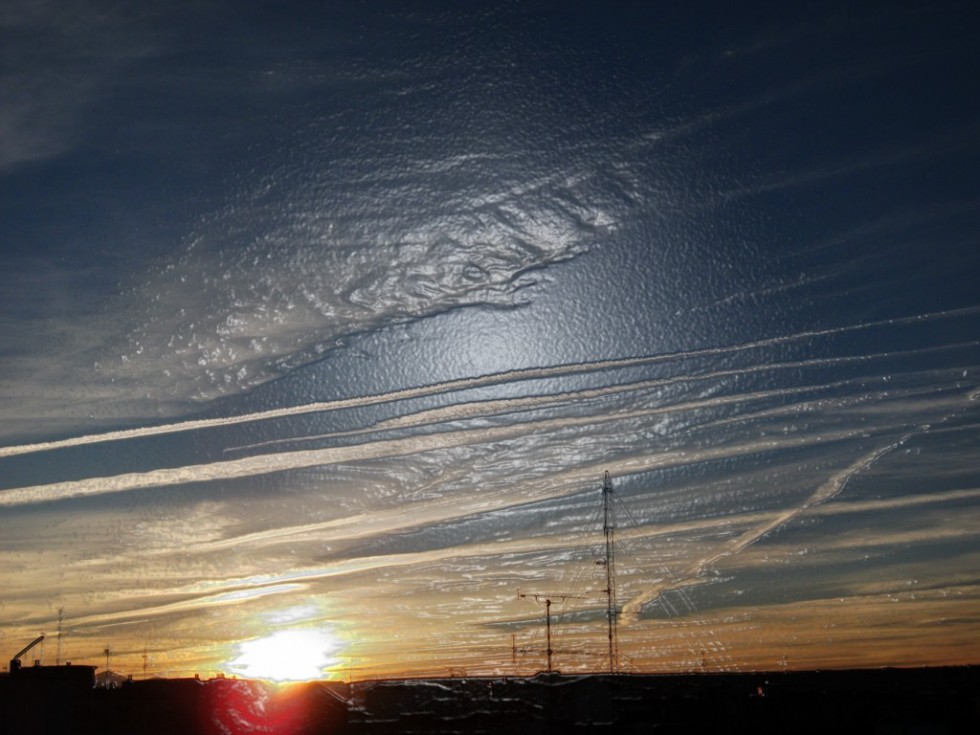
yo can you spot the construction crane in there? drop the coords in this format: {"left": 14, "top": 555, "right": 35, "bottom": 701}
{"left": 10, "top": 635, "right": 44, "bottom": 674}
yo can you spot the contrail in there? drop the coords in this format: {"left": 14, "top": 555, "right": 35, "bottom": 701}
{"left": 618, "top": 387, "right": 979, "bottom": 626}
{"left": 0, "top": 405, "right": 689, "bottom": 507}
{"left": 227, "top": 345, "right": 960, "bottom": 452}
{"left": 57, "top": 583, "right": 307, "bottom": 629}
{"left": 2, "top": 306, "right": 973, "bottom": 458}
{"left": 60, "top": 486, "right": 980, "bottom": 637}
{"left": 122, "top": 425, "right": 881, "bottom": 558}
{"left": 619, "top": 438, "right": 909, "bottom": 626}
{"left": 0, "top": 401, "right": 876, "bottom": 509}
{"left": 0, "top": 356, "right": 666, "bottom": 458}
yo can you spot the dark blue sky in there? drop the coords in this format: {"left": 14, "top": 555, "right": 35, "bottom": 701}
{"left": 1, "top": 0, "right": 978, "bottom": 679}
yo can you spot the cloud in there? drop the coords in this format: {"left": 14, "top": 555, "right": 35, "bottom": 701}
{"left": 618, "top": 388, "right": 980, "bottom": 625}
{"left": 0, "top": 0, "right": 166, "bottom": 172}
{"left": 5, "top": 305, "right": 975, "bottom": 456}
{"left": 91, "top": 157, "right": 620, "bottom": 404}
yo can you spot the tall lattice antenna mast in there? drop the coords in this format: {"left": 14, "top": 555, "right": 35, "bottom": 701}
{"left": 103, "top": 645, "right": 111, "bottom": 689}
{"left": 56, "top": 608, "right": 65, "bottom": 666}
{"left": 601, "top": 471, "right": 619, "bottom": 673}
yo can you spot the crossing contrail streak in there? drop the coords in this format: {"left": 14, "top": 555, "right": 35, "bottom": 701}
{"left": 618, "top": 385, "right": 980, "bottom": 626}
{"left": 618, "top": 438, "right": 911, "bottom": 626}
{"left": 1, "top": 306, "right": 972, "bottom": 459}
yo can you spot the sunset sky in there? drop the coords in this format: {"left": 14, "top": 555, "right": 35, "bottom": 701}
{"left": 1, "top": 1, "right": 978, "bottom": 681}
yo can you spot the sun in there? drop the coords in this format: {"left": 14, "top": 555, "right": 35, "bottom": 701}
{"left": 227, "top": 629, "right": 340, "bottom": 682}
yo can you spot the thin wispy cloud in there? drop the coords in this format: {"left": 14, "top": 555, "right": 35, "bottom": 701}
{"left": 0, "top": 1, "right": 166, "bottom": 171}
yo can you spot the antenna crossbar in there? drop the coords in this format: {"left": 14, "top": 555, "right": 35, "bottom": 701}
{"left": 517, "top": 589, "right": 587, "bottom": 673}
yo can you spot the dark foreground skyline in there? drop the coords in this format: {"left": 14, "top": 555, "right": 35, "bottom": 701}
{"left": 2, "top": 665, "right": 979, "bottom": 735}
{"left": 1, "top": 1, "right": 979, "bottom": 680}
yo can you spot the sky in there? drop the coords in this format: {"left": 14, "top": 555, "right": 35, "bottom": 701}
{"left": 1, "top": 0, "right": 978, "bottom": 681}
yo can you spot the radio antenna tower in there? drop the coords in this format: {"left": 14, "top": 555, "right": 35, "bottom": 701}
{"left": 517, "top": 590, "right": 586, "bottom": 673}
{"left": 599, "top": 471, "right": 619, "bottom": 673}
{"left": 55, "top": 608, "right": 65, "bottom": 666}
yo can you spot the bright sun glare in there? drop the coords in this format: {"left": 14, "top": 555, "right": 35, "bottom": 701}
{"left": 227, "top": 629, "right": 339, "bottom": 682}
